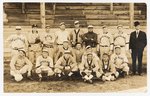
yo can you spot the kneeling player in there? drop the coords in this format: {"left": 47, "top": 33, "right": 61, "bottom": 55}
{"left": 35, "top": 49, "right": 54, "bottom": 81}
{"left": 101, "top": 53, "right": 119, "bottom": 81}
{"left": 110, "top": 46, "right": 129, "bottom": 77}
{"left": 79, "top": 52, "right": 103, "bottom": 83}
{"left": 54, "top": 50, "right": 78, "bottom": 77}
{"left": 10, "top": 49, "right": 33, "bottom": 82}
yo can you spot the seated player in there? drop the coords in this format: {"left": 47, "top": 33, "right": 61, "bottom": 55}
{"left": 79, "top": 52, "right": 103, "bottom": 83}
{"left": 101, "top": 53, "right": 119, "bottom": 81}
{"left": 10, "top": 49, "right": 33, "bottom": 82}
{"left": 54, "top": 50, "right": 78, "bottom": 77}
{"left": 110, "top": 46, "right": 129, "bottom": 77}
{"left": 35, "top": 49, "right": 54, "bottom": 81}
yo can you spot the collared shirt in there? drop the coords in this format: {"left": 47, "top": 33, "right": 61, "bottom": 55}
{"left": 56, "top": 30, "right": 70, "bottom": 44}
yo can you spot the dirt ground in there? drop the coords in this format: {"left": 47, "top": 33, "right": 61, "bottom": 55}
{"left": 4, "top": 63, "right": 147, "bottom": 93}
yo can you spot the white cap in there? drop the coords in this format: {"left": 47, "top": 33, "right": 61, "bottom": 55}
{"left": 115, "top": 45, "right": 121, "bottom": 49}
{"left": 88, "top": 25, "right": 93, "bottom": 28}
{"left": 16, "top": 26, "right": 21, "bottom": 30}
{"left": 74, "top": 21, "right": 79, "bottom": 24}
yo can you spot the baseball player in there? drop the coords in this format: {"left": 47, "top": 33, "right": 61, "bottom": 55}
{"left": 28, "top": 24, "right": 42, "bottom": 64}
{"left": 79, "top": 52, "right": 103, "bottom": 83}
{"left": 35, "top": 49, "right": 54, "bottom": 81}
{"left": 113, "top": 25, "right": 129, "bottom": 54}
{"left": 82, "top": 46, "right": 99, "bottom": 63}
{"left": 73, "top": 42, "right": 84, "bottom": 65}
{"left": 54, "top": 50, "right": 78, "bottom": 77}
{"left": 97, "top": 25, "right": 113, "bottom": 59}
{"left": 41, "top": 25, "right": 57, "bottom": 59}
{"left": 10, "top": 49, "right": 33, "bottom": 82}
{"left": 55, "top": 41, "right": 75, "bottom": 63}
{"left": 6, "top": 26, "right": 28, "bottom": 57}
{"left": 69, "top": 21, "right": 84, "bottom": 47}
{"left": 82, "top": 25, "right": 97, "bottom": 53}
{"left": 55, "top": 22, "right": 70, "bottom": 47}
{"left": 101, "top": 53, "right": 119, "bottom": 81}
{"left": 110, "top": 46, "right": 129, "bottom": 77}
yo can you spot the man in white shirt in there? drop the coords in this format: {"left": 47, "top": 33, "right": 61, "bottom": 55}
{"left": 55, "top": 22, "right": 70, "bottom": 46}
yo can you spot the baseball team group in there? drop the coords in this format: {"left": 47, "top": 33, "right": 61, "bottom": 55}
{"left": 6, "top": 20, "right": 147, "bottom": 83}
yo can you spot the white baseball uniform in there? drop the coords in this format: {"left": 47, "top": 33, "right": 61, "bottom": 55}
{"left": 6, "top": 34, "right": 28, "bottom": 57}
{"left": 35, "top": 55, "right": 54, "bottom": 77}
{"left": 10, "top": 55, "right": 33, "bottom": 81}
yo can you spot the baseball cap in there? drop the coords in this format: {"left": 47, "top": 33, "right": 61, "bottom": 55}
{"left": 74, "top": 21, "right": 79, "bottom": 25}
{"left": 42, "top": 49, "right": 49, "bottom": 54}
{"left": 59, "top": 22, "right": 65, "bottom": 26}
{"left": 32, "top": 24, "right": 38, "bottom": 28}
{"left": 88, "top": 25, "right": 93, "bottom": 28}
{"left": 45, "top": 25, "right": 50, "bottom": 28}
{"left": 16, "top": 26, "right": 21, "bottom": 30}
{"left": 117, "top": 25, "right": 123, "bottom": 28}
{"left": 102, "top": 25, "right": 107, "bottom": 29}
{"left": 115, "top": 45, "right": 121, "bottom": 49}
{"left": 87, "top": 52, "right": 93, "bottom": 56}
{"left": 86, "top": 45, "right": 92, "bottom": 49}
{"left": 18, "top": 49, "right": 26, "bottom": 56}
{"left": 64, "top": 50, "right": 71, "bottom": 54}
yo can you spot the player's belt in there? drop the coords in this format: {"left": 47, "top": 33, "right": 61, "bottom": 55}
{"left": 43, "top": 44, "right": 53, "bottom": 48}
{"left": 100, "top": 45, "right": 109, "bottom": 47}
{"left": 57, "top": 44, "right": 63, "bottom": 45}
{"left": 12, "top": 47, "right": 24, "bottom": 50}
{"left": 114, "top": 45, "right": 125, "bottom": 47}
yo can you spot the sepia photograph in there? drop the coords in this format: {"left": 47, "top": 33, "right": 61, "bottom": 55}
{"left": 3, "top": 2, "right": 147, "bottom": 93}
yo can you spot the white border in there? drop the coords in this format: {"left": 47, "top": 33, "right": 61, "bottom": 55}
{"left": 1, "top": 0, "right": 149, "bottom": 96}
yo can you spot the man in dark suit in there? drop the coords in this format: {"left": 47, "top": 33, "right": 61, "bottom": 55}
{"left": 129, "top": 21, "right": 147, "bottom": 75}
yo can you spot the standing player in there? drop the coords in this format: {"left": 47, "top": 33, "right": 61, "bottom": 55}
{"left": 82, "top": 25, "right": 97, "bottom": 52}
{"left": 10, "top": 49, "right": 33, "bottom": 82}
{"left": 70, "top": 21, "right": 84, "bottom": 47}
{"left": 55, "top": 22, "right": 70, "bottom": 47}
{"left": 35, "top": 49, "right": 54, "bottom": 81}
{"left": 28, "top": 24, "right": 42, "bottom": 64}
{"left": 110, "top": 46, "right": 129, "bottom": 77}
{"left": 54, "top": 50, "right": 78, "bottom": 77}
{"left": 97, "top": 25, "right": 113, "bottom": 59}
{"left": 6, "top": 26, "right": 28, "bottom": 57}
{"left": 113, "top": 25, "right": 129, "bottom": 54}
{"left": 41, "top": 25, "right": 57, "bottom": 60}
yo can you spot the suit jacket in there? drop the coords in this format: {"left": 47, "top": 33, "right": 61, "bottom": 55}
{"left": 129, "top": 30, "right": 147, "bottom": 50}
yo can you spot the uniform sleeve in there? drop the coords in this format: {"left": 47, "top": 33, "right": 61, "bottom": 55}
{"left": 49, "top": 57, "right": 54, "bottom": 68}
{"left": 25, "top": 57, "right": 33, "bottom": 67}
{"left": 123, "top": 54, "right": 128, "bottom": 63}
{"left": 110, "top": 54, "right": 115, "bottom": 65}
{"left": 10, "top": 56, "right": 17, "bottom": 70}
{"left": 93, "top": 59, "right": 100, "bottom": 71}
{"left": 55, "top": 58, "right": 64, "bottom": 69}
{"left": 36, "top": 56, "right": 41, "bottom": 68}
{"left": 110, "top": 34, "right": 114, "bottom": 51}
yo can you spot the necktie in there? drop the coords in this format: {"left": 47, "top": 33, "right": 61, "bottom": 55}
{"left": 136, "top": 31, "right": 139, "bottom": 38}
